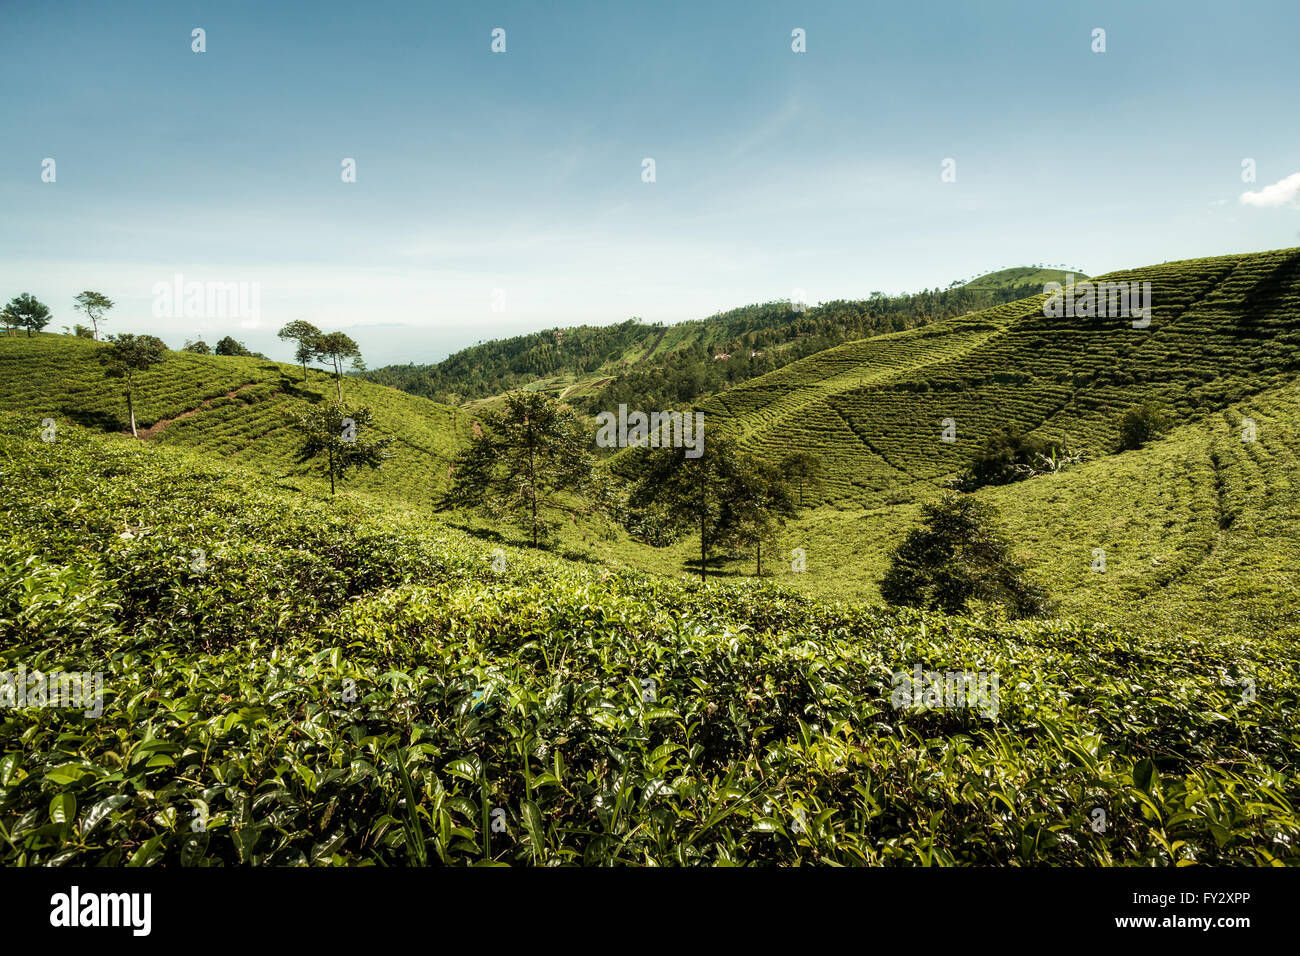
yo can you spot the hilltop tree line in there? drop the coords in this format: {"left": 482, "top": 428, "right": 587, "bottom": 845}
{"left": 362, "top": 319, "right": 656, "bottom": 405}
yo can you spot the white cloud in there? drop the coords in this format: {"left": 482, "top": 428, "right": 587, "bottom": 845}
{"left": 1239, "top": 172, "right": 1300, "bottom": 209}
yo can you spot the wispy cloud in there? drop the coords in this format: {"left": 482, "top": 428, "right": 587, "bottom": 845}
{"left": 1240, "top": 172, "right": 1300, "bottom": 209}
{"left": 727, "top": 97, "right": 802, "bottom": 160}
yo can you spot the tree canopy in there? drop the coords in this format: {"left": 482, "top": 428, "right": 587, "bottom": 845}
{"left": 442, "top": 391, "right": 594, "bottom": 548}
{"left": 99, "top": 333, "right": 168, "bottom": 438}
{"left": 214, "top": 336, "right": 255, "bottom": 357}
{"left": 278, "top": 320, "right": 321, "bottom": 381}
{"left": 294, "top": 402, "right": 392, "bottom": 495}
{"left": 72, "top": 291, "right": 113, "bottom": 340}
{"left": 4, "top": 293, "right": 52, "bottom": 337}
{"left": 313, "top": 331, "right": 362, "bottom": 402}
{"left": 627, "top": 430, "right": 790, "bottom": 580}
{"left": 879, "top": 492, "right": 1050, "bottom": 617}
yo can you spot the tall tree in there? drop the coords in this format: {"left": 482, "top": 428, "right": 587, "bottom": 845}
{"left": 628, "top": 431, "right": 775, "bottom": 581}
{"left": 717, "top": 455, "right": 797, "bottom": 575}
{"left": 442, "top": 391, "right": 594, "bottom": 548}
{"left": 277, "top": 320, "right": 321, "bottom": 381}
{"left": 99, "top": 333, "right": 168, "bottom": 438}
{"left": 314, "top": 331, "right": 361, "bottom": 402}
{"left": 879, "top": 492, "right": 1051, "bottom": 616}
{"left": 72, "top": 291, "right": 114, "bottom": 341}
{"left": 5, "top": 294, "right": 52, "bottom": 338}
{"left": 779, "top": 451, "right": 825, "bottom": 509}
{"left": 294, "top": 402, "right": 392, "bottom": 495}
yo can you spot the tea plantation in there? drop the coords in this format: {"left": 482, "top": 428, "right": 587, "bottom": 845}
{"left": 702, "top": 247, "right": 1300, "bottom": 507}
{"left": 3, "top": 248, "right": 1300, "bottom": 866}
{"left": 2, "top": 416, "right": 1298, "bottom": 865}
{"left": 0, "top": 333, "right": 472, "bottom": 504}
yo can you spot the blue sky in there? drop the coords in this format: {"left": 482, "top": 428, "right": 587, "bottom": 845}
{"left": 2, "top": 0, "right": 1299, "bottom": 367}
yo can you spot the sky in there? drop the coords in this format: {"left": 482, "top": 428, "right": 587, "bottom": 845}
{"left": 2, "top": 0, "right": 1299, "bottom": 367}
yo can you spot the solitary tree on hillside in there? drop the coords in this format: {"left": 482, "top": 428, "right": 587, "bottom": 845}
{"left": 73, "top": 291, "right": 114, "bottom": 341}
{"left": 294, "top": 402, "right": 392, "bottom": 495}
{"left": 4, "top": 294, "right": 52, "bottom": 337}
{"left": 314, "top": 331, "right": 362, "bottom": 402}
{"left": 1117, "top": 402, "right": 1171, "bottom": 451}
{"left": 183, "top": 339, "right": 211, "bottom": 354}
{"left": 628, "top": 431, "right": 775, "bottom": 582}
{"left": 99, "top": 333, "right": 168, "bottom": 438}
{"left": 717, "top": 454, "right": 797, "bottom": 575}
{"left": 879, "top": 492, "right": 1050, "bottom": 617}
{"left": 779, "top": 451, "right": 826, "bottom": 509}
{"left": 277, "top": 320, "right": 321, "bottom": 381}
{"left": 442, "top": 391, "right": 594, "bottom": 548}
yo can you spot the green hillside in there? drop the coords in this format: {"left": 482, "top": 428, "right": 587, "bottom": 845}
{"left": 362, "top": 277, "right": 1065, "bottom": 414}
{"left": 0, "top": 334, "right": 471, "bottom": 504}
{"left": 962, "top": 266, "right": 1084, "bottom": 293}
{"left": 703, "top": 248, "right": 1300, "bottom": 507}
{"left": 713, "top": 380, "right": 1300, "bottom": 642}
{"left": 3, "top": 414, "right": 1296, "bottom": 865}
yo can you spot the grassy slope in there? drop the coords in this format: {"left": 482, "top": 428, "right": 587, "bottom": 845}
{"left": 747, "top": 383, "right": 1300, "bottom": 639}
{"left": 0, "top": 333, "right": 471, "bottom": 504}
{"left": 567, "top": 381, "right": 1300, "bottom": 643}
{"left": 3, "top": 250, "right": 1297, "bottom": 644}
{"left": 573, "top": 249, "right": 1300, "bottom": 640}
{"left": 700, "top": 247, "right": 1300, "bottom": 507}
{"left": 3, "top": 414, "right": 1297, "bottom": 865}
{"left": 962, "top": 266, "right": 1082, "bottom": 291}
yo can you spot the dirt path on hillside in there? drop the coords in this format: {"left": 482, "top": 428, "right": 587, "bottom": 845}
{"left": 637, "top": 327, "right": 668, "bottom": 364}
{"left": 135, "top": 382, "right": 259, "bottom": 440}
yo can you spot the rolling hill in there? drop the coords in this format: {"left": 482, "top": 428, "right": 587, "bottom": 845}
{"left": 3, "top": 249, "right": 1297, "bottom": 644}
{"left": 701, "top": 247, "right": 1300, "bottom": 507}
{"left": 0, "top": 334, "right": 472, "bottom": 505}
{"left": 2, "top": 247, "right": 1298, "bottom": 868}
{"left": 360, "top": 268, "right": 1076, "bottom": 413}
{"left": 961, "top": 266, "right": 1085, "bottom": 293}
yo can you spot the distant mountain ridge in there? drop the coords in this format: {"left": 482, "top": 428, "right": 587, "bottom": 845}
{"left": 359, "top": 266, "right": 1081, "bottom": 411}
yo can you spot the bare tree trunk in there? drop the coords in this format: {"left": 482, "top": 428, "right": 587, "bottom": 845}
{"left": 699, "top": 464, "right": 707, "bottom": 581}
{"left": 528, "top": 426, "right": 538, "bottom": 548}
{"left": 334, "top": 358, "right": 343, "bottom": 402}
{"left": 126, "top": 384, "right": 137, "bottom": 439}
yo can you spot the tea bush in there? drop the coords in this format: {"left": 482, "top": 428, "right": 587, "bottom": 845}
{"left": 2, "top": 415, "right": 1297, "bottom": 865}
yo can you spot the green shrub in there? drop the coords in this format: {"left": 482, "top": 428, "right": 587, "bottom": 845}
{"left": 1117, "top": 402, "right": 1171, "bottom": 450}
{"left": 879, "top": 492, "right": 1051, "bottom": 617}
{"left": 956, "top": 428, "right": 1053, "bottom": 489}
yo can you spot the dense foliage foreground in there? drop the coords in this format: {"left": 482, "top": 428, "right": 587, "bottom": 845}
{"left": 1, "top": 415, "right": 1297, "bottom": 865}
